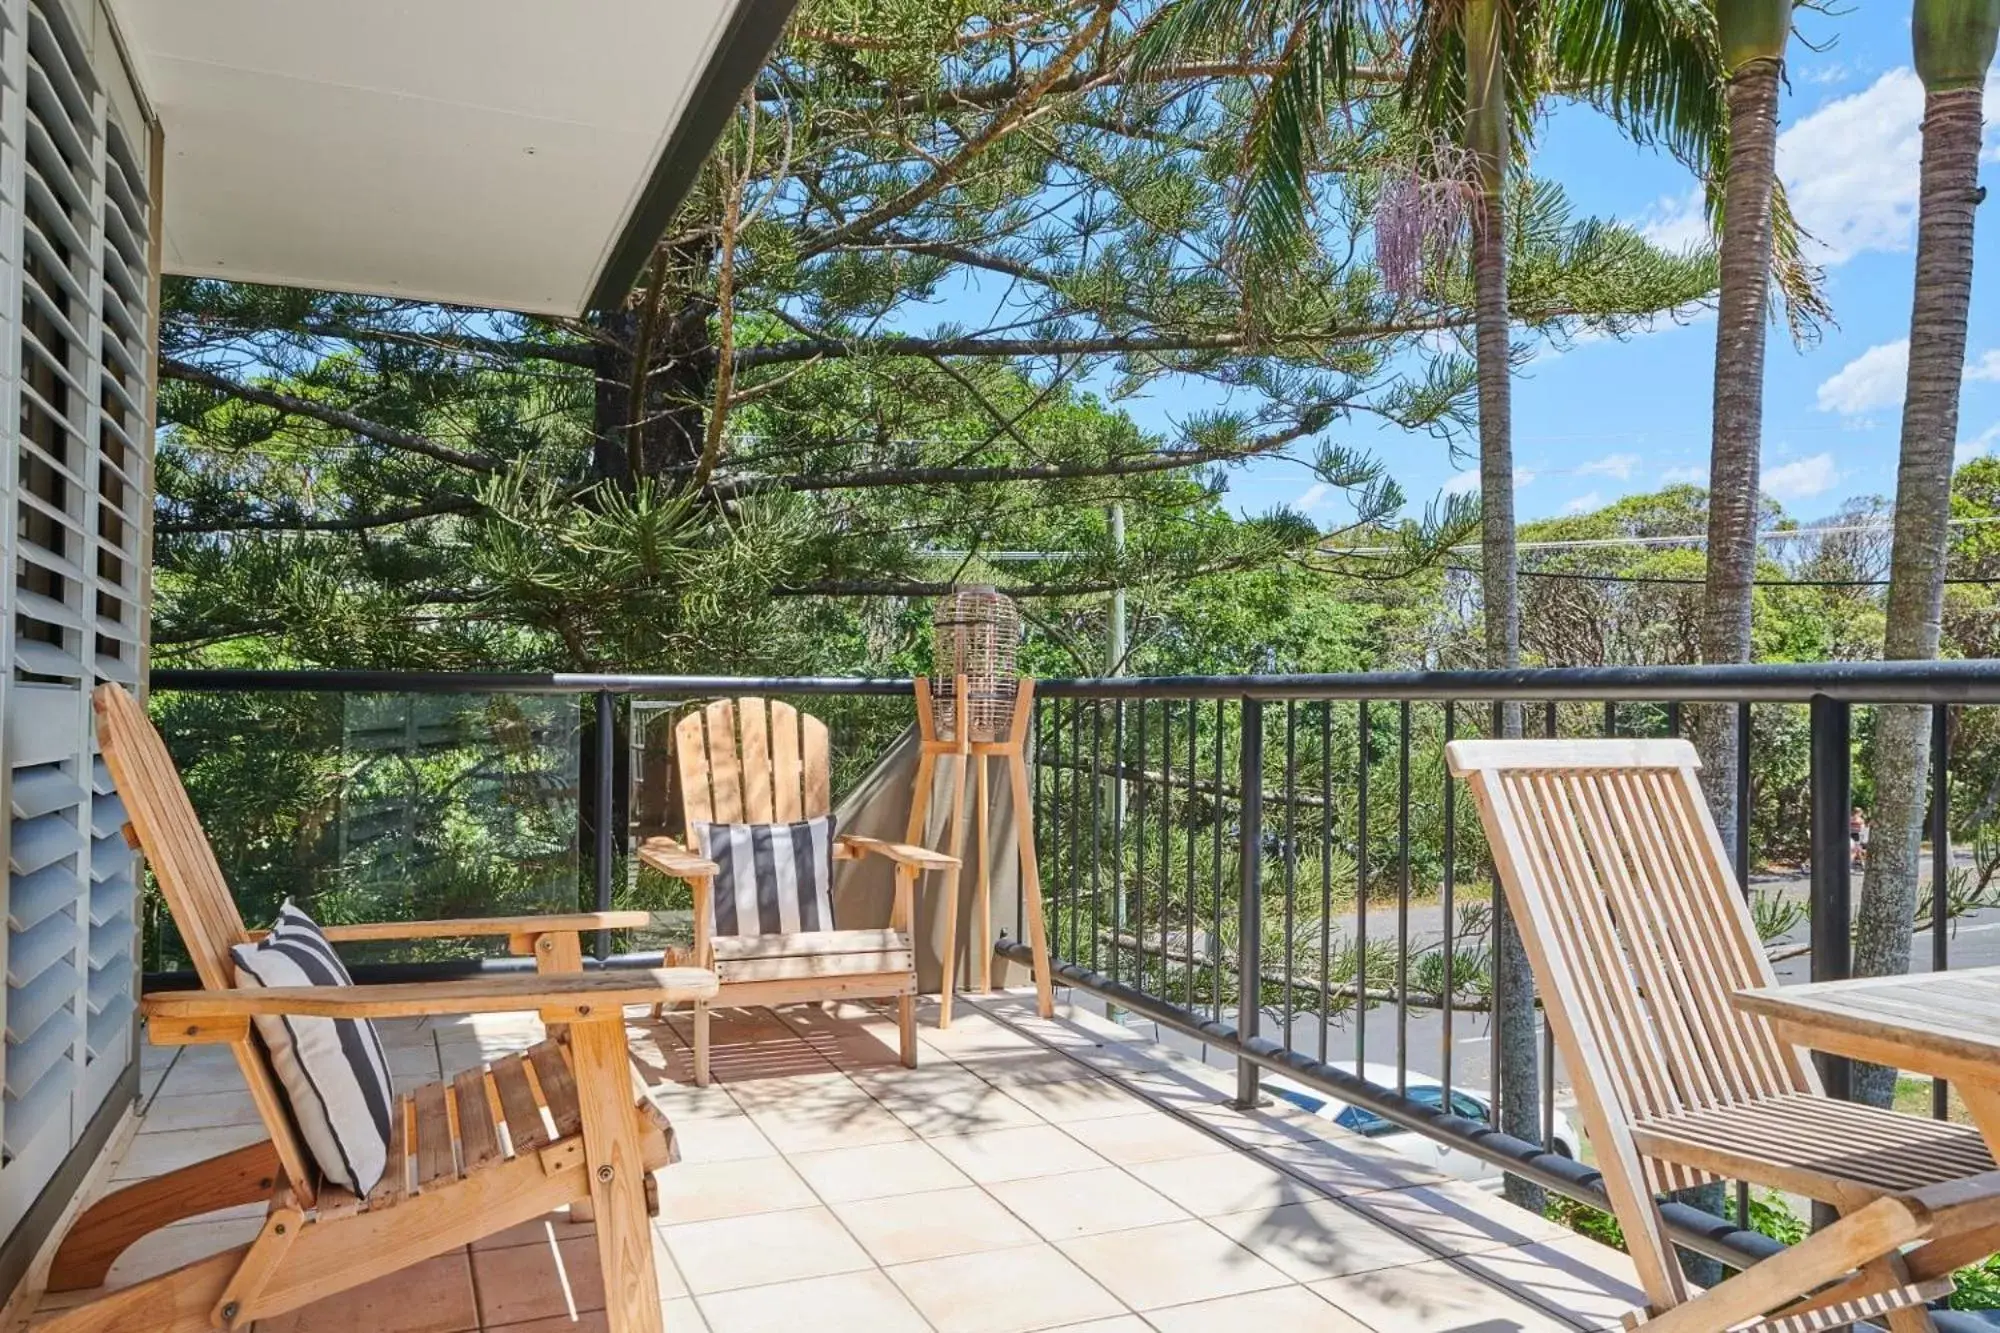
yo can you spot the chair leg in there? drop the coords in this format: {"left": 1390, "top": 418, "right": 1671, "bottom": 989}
{"left": 571, "top": 1016, "right": 665, "bottom": 1333}
{"left": 898, "top": 993, "right": 918, "bottom": 1069}
{"left": 693, "top": 1001, "right": 711, "bottom": 1087}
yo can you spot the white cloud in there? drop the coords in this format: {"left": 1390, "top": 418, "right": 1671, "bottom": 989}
{"left": 1578, "top": 452, "right": 1641, "bottom": 481}
{"left": 1816, "top": 341, "right": 2000, "bottom": 416}
{"left": 1817, "top": 339, "right": 1909, "bottom": 415}
{"left": 1959, "top": 423, "right": 2000, "bottom": 468}
{"left": 1662, "top": 464, "right": 1707, "bottom": 486}
{"left": 1296, "top": 482, "right": 1331, "bottom": 512}
{"left": 1442, "top": 466, "right": 1534, "bottom": 497}
{"left": 1778, "top": 67, "right": 2000, "bottom": 265}
{"left": 1763, "top": 454, "right": 1839, "bottom": 502}
{"left": 1639, "top": 190, "right": 1709, "bottom": 252}
{"left": 1564, "top": 492, "right": 1604, "bottom": 515}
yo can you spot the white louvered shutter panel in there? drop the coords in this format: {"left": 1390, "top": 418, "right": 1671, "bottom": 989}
{"left": 0, "top": 0, "right": 148, "bottom": 1237}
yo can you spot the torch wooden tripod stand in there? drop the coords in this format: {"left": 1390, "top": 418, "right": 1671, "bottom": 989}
{"left": 909, "top": 675, "right": 1055, "bottom": 1025}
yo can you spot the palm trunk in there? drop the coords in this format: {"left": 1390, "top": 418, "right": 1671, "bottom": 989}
{"left": 1693, "top": 46, "right": 1784, "bottom": 865}
{"left": 1852, "top": 29, "right": 1992, "bottom": 1106}
{"left": 1465, "top": 0, "right": 1540, "bottom": 1218}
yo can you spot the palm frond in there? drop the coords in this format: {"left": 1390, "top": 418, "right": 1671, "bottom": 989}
{"left": 1549, "top": 0, "right": 1722, "bottom": 169}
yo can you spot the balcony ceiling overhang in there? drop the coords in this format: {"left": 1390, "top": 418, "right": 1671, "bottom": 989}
{"left": 103, "top": 0, "right": 794, "bottom": 316}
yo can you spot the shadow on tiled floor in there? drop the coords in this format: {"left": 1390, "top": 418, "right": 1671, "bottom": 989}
{"left": 31, "top": 990, "right": 1647, "bottom": 1332}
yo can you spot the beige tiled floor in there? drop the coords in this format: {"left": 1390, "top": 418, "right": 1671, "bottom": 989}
{"left": 34, "top": 990, "right": 1649, "bottom": 1332}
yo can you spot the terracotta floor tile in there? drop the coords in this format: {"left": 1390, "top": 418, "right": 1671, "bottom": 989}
{"left": 1056, "top": 1219, "right": 1287, "bottom": 1310}
{"left": 472, "top": 1232, "right": 611, "bottom": 1325}
{"left": 469, "top": 1207, "right": 596, "bottom": 1253}
{"left": 696, "top": 1268, "right": 930, "bottom": 1333}
{"left": 886, "top": 1243, "right": 1123, "bottom": 1333}
{"left": 256, "top": 1250, "right": 478, "bottom": 1333}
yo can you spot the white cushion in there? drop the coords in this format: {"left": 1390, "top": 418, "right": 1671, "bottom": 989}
{"left": 231, "top": 902, "right": 395, "bottom": 1194}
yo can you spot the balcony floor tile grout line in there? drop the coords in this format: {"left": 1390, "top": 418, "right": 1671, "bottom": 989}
{"left": 963, "top": 989, "right": 1618, "bottom": 1332}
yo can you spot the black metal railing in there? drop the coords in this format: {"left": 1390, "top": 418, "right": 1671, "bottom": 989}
{"left": 997, "top": 660, "right": 2000, "bottom": 1317}
{"left": 149, "top": 662, "right": 2000, "bottom": 1321}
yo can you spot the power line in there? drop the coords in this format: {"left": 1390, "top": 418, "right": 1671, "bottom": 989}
{"left": 1446, "top": 564, "right": 2000, "bottom": 589}
{"left": 1329, "top": 516, "right": 2000, "bottom": 558}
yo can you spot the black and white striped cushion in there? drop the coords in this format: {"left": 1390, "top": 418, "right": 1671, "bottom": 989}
{"left": 230, "top": 902, "right": 395, "bottom": 1195}
{"left": 691, "top": 816, "right": 838, "bottom": 936}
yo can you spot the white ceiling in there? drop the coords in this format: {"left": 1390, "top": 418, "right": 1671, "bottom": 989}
{"left": 105, "top": 0, "right": 745, "bottom": 315}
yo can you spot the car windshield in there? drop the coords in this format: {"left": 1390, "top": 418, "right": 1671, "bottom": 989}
{"left": 1408, "top": 1086, "right": 1489, "bottom": 1123}
{"left": 1331, "top": 1086, "right": 1489, "bottom": 1138}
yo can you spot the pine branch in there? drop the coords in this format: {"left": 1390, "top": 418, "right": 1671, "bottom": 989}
{"left": 797, "top": 1, "right": 1118, "bottom": 259}
{"left": 158, "top": 494, "right": 480, "bottom": 535}
{"left": 160, "top": 358, "right": 503, "bottom": 474}
{"left": 710, "top": 423, "right": 1314, "bottom": 498}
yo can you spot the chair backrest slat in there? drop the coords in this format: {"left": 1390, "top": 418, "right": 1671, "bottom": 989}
{"left": 738, "top": 697, "right": 774, "bottom": 820}
{"left": 769, "top": 701, "right": 804, "bottom": 821}
{"left": 91, "top": 684, "right": 321, "bottom": 1202}
{"left": 1450, "top": 739, "right": 1815, "bottom": 1181}
{"left": 677, "top": 699, "right": 834, "bottom": 835}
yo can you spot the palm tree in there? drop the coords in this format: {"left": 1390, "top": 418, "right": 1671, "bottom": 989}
{"left": 1692, "top": 0, "right": 1790, "bottom": 851}
{"left": 1132, "top": 0, "right": 1724, "bottom": 1215}
{"left": 1851, "top": 0, "right": 2000, "bottom": 1109}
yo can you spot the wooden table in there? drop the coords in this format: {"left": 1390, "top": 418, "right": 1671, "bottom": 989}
{"left": 1735, "top": 966, "right": 2000, "bottom": 1155}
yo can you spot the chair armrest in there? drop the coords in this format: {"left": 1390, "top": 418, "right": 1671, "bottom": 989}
{"left": 838, "top": 835, "right": 960, "bottom": 871}
{"left": 637, "top": 837, "right": 720, "bottom": 879}
{"left": 245, "top": 912, "right": 653, "bottom": 945}
{"left": 143, "top": 968, "right": 719, "bottom": 1023}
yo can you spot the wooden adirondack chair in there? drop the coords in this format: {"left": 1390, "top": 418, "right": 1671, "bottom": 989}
{"left": 1449, "top": 738, "right": 2000, "bottom": 1333}
{"left": 42, "top": 684, "right": 718, "bottom": 1333}
{"left": 636, "top": 697, "right": 959, "bottom": 1085}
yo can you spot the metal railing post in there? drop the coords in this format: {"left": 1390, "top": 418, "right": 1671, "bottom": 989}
{"left": 594, "top": 689, "right": 616, "bottom": 961}
{"left": 1235, "top": 695, "right": 1264, "bottom": 1108}
{"left": 1807, "top": 693, "right": 1850, "bottom": 1230}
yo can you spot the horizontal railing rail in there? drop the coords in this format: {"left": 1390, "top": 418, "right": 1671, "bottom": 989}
{"left": 156, "top": 657, "right": 2000, "bottom": 702}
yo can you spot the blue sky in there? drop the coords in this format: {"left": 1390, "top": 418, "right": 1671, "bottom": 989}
{"left": 1122, "top": 5, "right": 2000, "bottom": 529}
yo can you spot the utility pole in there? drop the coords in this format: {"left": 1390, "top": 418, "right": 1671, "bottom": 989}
{"left": 1106, "top": 503, "right": 1126, "bottom": 674}
{"left": 1106, "top": 504, "right": 1128, "bottom": 988}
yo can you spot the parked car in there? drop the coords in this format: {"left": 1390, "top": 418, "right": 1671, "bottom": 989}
{"left": 1262, "top": 1063, "right": 1580, "bottom": 1187}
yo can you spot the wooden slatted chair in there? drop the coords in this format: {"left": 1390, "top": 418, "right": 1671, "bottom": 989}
{"left": 41, "top": 684, "right": 718, "bottom": 1333}
{"left": 636, "top": 697, "right": 958, "bottom": 1084}
{"left": 1449, "top": 738, "right": 2000, "bottom": 1333}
